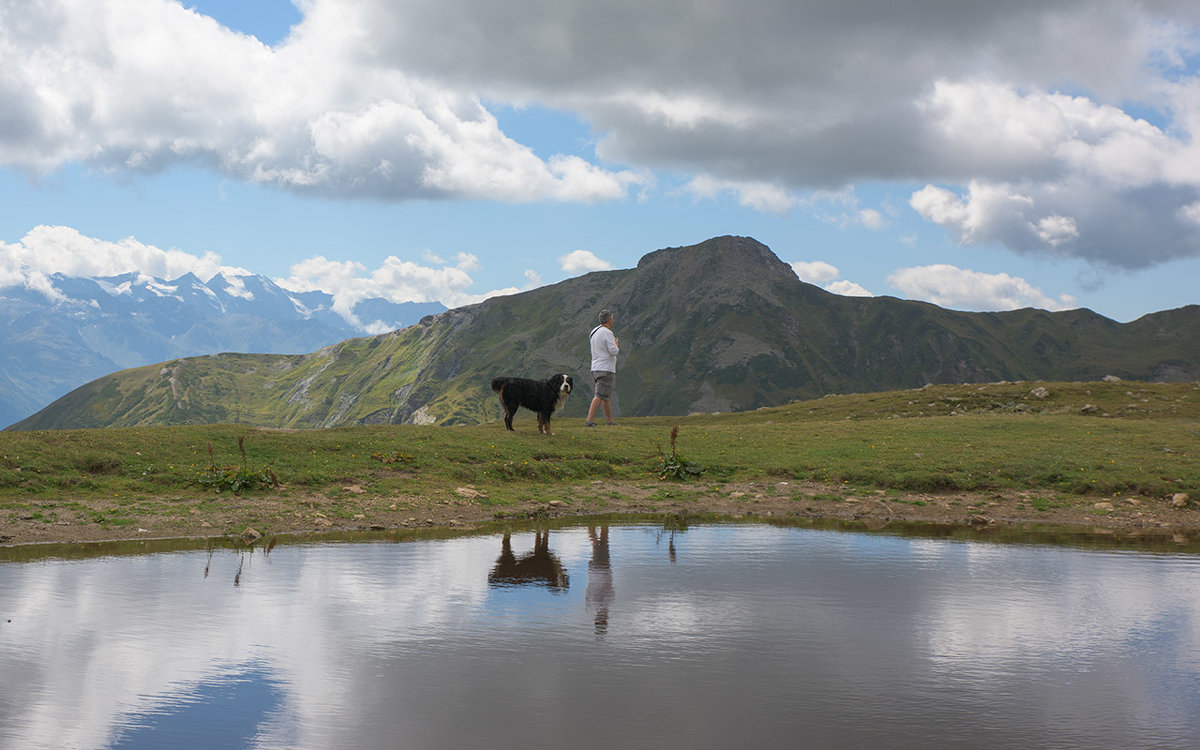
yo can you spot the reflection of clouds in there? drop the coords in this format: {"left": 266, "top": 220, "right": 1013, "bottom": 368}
{"left": 2, "top": 528, "right": 1200, "bottom": 749}
{"left": 914, "top": 548, "right": 1200, "bottom": 743}
{"left": 0, "top": 537, "right": 503, "bottom": 750}
{"left": 923, "top": 549, "right": 1200, "bottom": 672}
{"left": 623, "top": 596, "right": 752, "bottom": 643}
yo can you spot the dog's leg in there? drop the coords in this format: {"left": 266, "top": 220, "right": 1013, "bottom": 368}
{"left": 498, "top": 387, "right": 515, "bottom": 430}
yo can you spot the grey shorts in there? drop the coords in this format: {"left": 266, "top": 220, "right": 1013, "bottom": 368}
{"left": 592, "top": 371, "right": 615, "bottom": 400}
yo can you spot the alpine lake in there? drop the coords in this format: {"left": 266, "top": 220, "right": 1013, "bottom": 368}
{"left": 2, "top": 517, "right": 1199, "bottom": 749}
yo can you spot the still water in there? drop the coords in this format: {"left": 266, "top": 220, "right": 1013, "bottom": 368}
{"left": 2, "top": 523, "right": 1199, "bottom": 749}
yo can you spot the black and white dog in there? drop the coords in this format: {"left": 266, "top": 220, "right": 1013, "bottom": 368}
{"left": 491, "top": 374, "right": 573, "bottom": 435}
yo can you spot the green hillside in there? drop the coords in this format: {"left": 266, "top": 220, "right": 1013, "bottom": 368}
{"left": 11, "top": 236, "right": 1200, "bottom": 431}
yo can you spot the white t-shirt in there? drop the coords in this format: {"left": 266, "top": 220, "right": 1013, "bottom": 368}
{"left": 590, "top": 325, "right": 619, "bottom": 372}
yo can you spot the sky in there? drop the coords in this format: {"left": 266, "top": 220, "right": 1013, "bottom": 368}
{"left": 3, "top": 0, "right": 1200, "bottom": 326}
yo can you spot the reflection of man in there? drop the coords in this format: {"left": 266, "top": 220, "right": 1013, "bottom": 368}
{"left": 586, "top": 526, "right": 614, "bottom": 635}
{"left": 488, "top": 531, "right": 569, "bottom": 591}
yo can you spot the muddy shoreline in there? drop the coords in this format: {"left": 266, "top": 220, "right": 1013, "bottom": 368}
{"left": 2, "top": 479, "right": 1197, "bottom": 550}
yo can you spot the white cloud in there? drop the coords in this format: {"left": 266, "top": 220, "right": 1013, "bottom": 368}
{"left": 1178, "top": 201, "right": 1200, "bottom": 226}
{"left": 790, "top": 258, "right": 872, "bottom": 296}
{"left": 825, "top": 280, "right": 874, "bottom": 297}
{"left": 685, "top": 175, "right": 797, "bottom": 215}
{"left": 5, "top": 1, "right": 1200, "bottom": 267}
{"left": 0, "top": 225, "right": 527, "bottom": 319}
{"left": 906, "top": 81, "right": 1200, "bottom": 267}
{"left": 887, "top": 264, "right": 1078, "bottom": 312}
{"left": 1034, "top": 215, "right": 1079, "bottom": 247}
{"left": 790, "top": 261, "right": 840, "bottom": 284}
{"left": 910, "top": 185, "right": 971, "bottom": 230}
{"left": 858, "top": 208, "right": 887, "bottom": 230}
{"left": 277, "top": 250, "right": 511, "bottom": 320}
{"left": 0, "top": 0, "right": 641, "bottom": 204}
{"left": 805, "top": 188, "right": 892, "bottom": 230}
{"left": 0, "top": 225, "right": 248, "bottom": 301}
{"left": 558, "top": 249, "right": 613, "bottom": 273}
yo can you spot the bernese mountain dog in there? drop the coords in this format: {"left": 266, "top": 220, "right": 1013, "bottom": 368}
{"left": 491, "top": 373, "right": 573, "bottom": 435}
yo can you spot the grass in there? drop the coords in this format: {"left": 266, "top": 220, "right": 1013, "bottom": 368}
{"left": 0, "top": 380, "right": 1197, "bottom": 535}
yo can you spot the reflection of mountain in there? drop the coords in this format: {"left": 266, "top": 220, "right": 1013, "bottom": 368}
{"left": 0, "top": 271, "right": 444, "bottom": 427}
{"left": 488, "top": 531, "right": 570, "bottom": 591}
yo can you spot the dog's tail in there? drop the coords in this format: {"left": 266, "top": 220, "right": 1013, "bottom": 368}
{"left": 490, "top": 378, "right": 507, "bottom": 393}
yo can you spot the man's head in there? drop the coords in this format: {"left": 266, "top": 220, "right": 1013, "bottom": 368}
{"left": 598, "top": 309, "right": 613, "bottom": 326}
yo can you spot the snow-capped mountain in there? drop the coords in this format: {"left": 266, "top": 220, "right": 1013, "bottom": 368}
{"left": 0, "top": 272, "right": 445, "bottom": 427}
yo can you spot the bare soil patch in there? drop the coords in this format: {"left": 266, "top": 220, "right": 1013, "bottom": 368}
{"left": 2, "top": 480, "right": 1197, "bottom": 548}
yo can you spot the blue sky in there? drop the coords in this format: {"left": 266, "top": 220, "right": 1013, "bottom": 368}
{"left": 3, "top": 0, "right": 1200, "bottom": 326}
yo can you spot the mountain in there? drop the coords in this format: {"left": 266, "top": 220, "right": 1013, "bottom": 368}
{"left": 0, "top": 272, "right": 444, "bottom": 427}
{"left": 11, "top": 235, "right": 1200, "bottom": 431}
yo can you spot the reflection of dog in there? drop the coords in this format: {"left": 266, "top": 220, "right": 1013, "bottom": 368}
{"left": 491, "top": 374, "right": 573, "bottom": 435}
{"left": 488, "top": 531, "right": 569, "bottom": 591}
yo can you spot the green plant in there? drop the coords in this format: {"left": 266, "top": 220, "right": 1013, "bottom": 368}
{"left": 193, "top": 436, "right": 280, "bottom": 494}
{"left": 652, "top": 425, "right": 705, "bottom": 480}
{"left": 371, "top": 451, "right": 414, "bottom": 464}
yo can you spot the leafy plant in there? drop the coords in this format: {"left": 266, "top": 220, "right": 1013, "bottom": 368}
{"left": 652, "top": 425, "right": 705, "bottom": 480}
{"left": 371, "top": 451, "right": 415, "bottom": 464}
{"left": 194, "top": 436, "right": 280, "bottom": 494}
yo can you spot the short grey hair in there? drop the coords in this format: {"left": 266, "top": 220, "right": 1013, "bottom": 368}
{"left": 598, "top": 309, "right": 613, "bottom": 324}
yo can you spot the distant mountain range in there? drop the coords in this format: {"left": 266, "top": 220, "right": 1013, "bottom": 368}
{"left": 11, "top": 235, "right": 1200, "bottom": 432}
{"left": 0, "top": 271, "right": 444, "bottom": 427}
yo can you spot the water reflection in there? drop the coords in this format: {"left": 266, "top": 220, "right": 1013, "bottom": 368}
{"left": 487, "top": 526, "right": 615, "bottom": 635}
{"left": 586, "top": 526, "right": 614, "bottom": 635}
{"left": 488, "top": 531, "right": 569, "bottom": 591}
{"left": 2, "top": 523, "right": 1199, "bottom": 749}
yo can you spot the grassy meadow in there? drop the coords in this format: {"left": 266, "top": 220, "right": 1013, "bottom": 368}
{"left": 1, "top": 380, "right": 1197, "bottom": 543}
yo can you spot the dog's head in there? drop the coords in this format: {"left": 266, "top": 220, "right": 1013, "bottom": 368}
{"left": 552, "top": 373, "right": 573, "bottom": 408}
{"left": 554, "top": 373, "right": 573, "bottom": 395}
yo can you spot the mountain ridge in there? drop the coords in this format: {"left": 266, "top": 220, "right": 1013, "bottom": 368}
{"left": 10, "top": 235, "right": 1200, "bottom": 431}
{"left": 0, "top": 271, "right": 445, "bottom": 427}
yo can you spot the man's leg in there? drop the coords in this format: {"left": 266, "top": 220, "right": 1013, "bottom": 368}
{"left": 586, "top": 396, "right": 602, "bottom": 424}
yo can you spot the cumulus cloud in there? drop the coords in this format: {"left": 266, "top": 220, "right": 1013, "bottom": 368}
{"left": 790, "top": 261, "right": 840, "bottom": 284}
{"left": 789, "top": 259, "right": 873, "bottom": 297}
{"left": 0, "top": 0, "right": 641, "bottom": 203}
{"left": 684, "top": 175, "right": 798, "bottom": 215}
{"left": 808, "top": 189, "right": 893, "bottom": 230}
{"left": 908, "top": 81, "right": 1200, "bottom": 267}
{"left": 887, "top": 265, "right": 1078, "bottom": 312}
{"left": 352, "top": 0, "right": 1200, "bottom": 266}
{"left": 559, "top": 249, "right": 613, "bottom": 273}
{"left": 0, "top": 225, "right": 248, "bottom": 300}
{"left": 0, "top": 225, "right": 527, "bottom": 322}
{"left": 825, "top": 280, "right": 874, "bottom": 297}
{"left": 277, "top": 250, "right": 526, "bottom": 322}
{"left": 5, "top": 0, "right": 1200, "bottom": 267}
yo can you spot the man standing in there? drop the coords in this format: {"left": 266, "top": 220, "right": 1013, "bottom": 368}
{"left": 585, "top": 309, "right": 619, "bottom": 426}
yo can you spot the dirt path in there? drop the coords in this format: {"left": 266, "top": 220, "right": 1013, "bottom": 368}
{"left": 2, "top": 480, "right": 1197, "bottom": 549}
